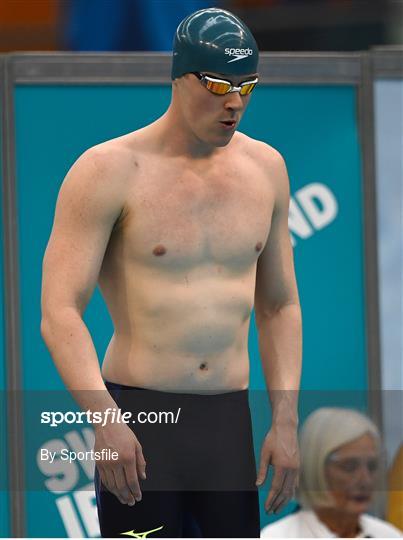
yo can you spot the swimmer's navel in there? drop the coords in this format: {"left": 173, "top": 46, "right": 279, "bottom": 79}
{"left": 199, "top": 362, "right": 208, "bottom": 371}
{"left": 153, "top": 245, "right": 167, "bottom": 256}
{"left": 255, "top": 241, "right": 263, "bottom": 252}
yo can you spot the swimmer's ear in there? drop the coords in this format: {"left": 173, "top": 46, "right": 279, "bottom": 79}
{"left": 172, "top": 76, "right": 186, "bottom": 91}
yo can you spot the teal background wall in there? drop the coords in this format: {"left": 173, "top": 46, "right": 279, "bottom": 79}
{"left": 246, "top": 85, "right": 367, "bottom": 391}
{"left": 0, "top": 73, "right": 10, "bottom": 537}
{"left": 12, "top": 83, "right": 367, "bottom": 536}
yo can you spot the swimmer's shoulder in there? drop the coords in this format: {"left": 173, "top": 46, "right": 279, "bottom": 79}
{"left": 234, "top": 131, "right": 286, "bottom": 168}
{"left": 64, "top": 132, "right": 143, "bottom": 193}
{"left": 74, "top": 132, "right": 141, "bottom": 173}
{"left": 233, "top": 132, "right": 289, "bottom": 195}
{"left": 58, "top": 134, "right": 141, "bottom": 227}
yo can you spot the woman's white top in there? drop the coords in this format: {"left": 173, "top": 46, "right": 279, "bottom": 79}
{"left": 261, "top": 509, "right": 403, "bottom": 538}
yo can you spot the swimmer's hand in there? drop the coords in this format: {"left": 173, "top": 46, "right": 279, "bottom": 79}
{"left": 256, "top": 424, "right": 300, "bottom": 515}
{"left": 94, "top": 422, "right": 146, "bottom": 506}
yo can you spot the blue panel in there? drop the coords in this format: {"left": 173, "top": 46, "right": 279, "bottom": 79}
{"left": 14, "top": 84, "right": 367, "bottom": 535}
{"left": 247, "top": 85, "right": 367, "bottom": 392}
{"left": 0, "top": 87, "right": 10, "bottom": 537}
{"left": 15, "top": 86, "right": 170, "bottom": 391}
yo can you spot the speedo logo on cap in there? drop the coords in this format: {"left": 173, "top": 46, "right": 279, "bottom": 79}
{"left": 225, "top": 47, "right": 253, "bottom": 63}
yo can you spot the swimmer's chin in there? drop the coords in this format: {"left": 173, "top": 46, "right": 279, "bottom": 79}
{"left": 213, "top": 133, "right": 237, "bottom": 147}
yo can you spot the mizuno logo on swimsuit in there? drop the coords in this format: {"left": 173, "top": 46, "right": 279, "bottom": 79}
{"left": 121, "top": 525, "right": 164, "bottom": 538}
{"left": 224, "top": 47, "right": 253, "bottom": 63}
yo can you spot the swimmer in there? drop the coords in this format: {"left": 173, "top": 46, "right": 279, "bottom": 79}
{"left": 41, "top": 7, "right": 302, "bottom": 538}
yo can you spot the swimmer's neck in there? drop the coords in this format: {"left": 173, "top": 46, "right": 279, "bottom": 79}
{"left": 150, "top": 108, "right": 229, "bottom": 160}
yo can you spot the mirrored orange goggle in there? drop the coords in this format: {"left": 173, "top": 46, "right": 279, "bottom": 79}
{"left": 193, "top": 72, "right": 259, "bottom": 96}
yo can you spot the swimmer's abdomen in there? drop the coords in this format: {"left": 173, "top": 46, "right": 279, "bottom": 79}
{"left": 99, "top": 264, "right": 256, "bottom": 392}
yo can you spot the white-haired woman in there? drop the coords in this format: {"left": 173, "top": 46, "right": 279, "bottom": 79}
{"left": 261, "top": 408, "right": 402, "bottom": 538}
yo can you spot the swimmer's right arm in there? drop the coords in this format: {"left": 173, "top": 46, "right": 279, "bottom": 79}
{"left": 41, "top": 146, "right": 145, "bottom": 505}
{"left": 41, "top": 146, "right": 125, "bottom": 392}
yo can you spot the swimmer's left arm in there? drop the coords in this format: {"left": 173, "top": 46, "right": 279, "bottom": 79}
{"left": 253, "top": 147, "right": 302, "bottom": 514}
{"left": 254, "top": 147, "right": 302, "bottom": 417}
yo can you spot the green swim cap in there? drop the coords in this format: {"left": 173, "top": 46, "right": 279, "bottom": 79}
{"left": 171, "top": 8, "right": 259, "bottom": 80}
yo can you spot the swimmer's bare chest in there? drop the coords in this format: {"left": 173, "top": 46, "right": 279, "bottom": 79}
{"left": 106, "top": 149, "right": 273, "bottom": 270}
{"left": 99, "top": 137, "right": 275, "bottom": 390}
